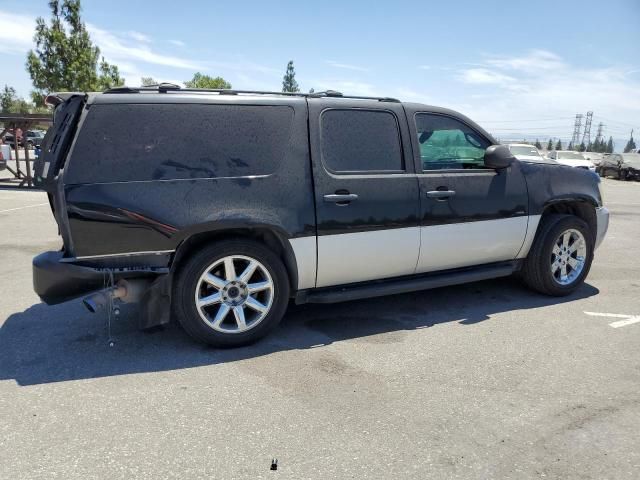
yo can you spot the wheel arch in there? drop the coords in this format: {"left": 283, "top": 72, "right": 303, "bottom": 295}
{"left": 170, "top": 225, "right": 300, "bottom": 294}
{"left": 541, "top": 198, "right": 597, "bottom": 242}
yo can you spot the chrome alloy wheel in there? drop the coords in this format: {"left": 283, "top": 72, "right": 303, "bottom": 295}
{"left": 194, "top": 255, "right": 274, "bottom": 333}
{"left": 550, "top": 229, "right": 587, "bottom": 286}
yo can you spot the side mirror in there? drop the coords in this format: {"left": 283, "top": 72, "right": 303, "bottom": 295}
{"left": 484, "top": 145, "right": 515, "bottom": 169}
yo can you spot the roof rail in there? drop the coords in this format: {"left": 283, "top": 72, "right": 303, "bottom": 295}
{"left": 103, "top": 85, "right": 400, "bottom": 102}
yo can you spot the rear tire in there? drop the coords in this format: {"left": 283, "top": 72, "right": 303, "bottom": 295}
{"left": 521, "top": 214, "right": 594, "bottom": 296}
{"left": 173, "top": 239, "right": 290, "bottom": 347}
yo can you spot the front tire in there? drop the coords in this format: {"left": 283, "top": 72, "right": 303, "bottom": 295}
{"left": 173, "top": 239, "right": 290, "bottom": 347}
{"left": 521, "top": 214, "right": 594, "bottom": 296}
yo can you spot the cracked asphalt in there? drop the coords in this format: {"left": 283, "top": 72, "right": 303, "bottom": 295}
{"left": 1, "top": 179, "right": 639, "bottom": 479}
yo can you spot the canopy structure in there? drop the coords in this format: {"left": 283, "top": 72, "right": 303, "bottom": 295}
{"left": 0, "top": 113, "right": 53, "bottom": 188}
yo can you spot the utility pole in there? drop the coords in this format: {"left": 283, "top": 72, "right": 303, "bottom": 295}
{"left": 581, "top": 111, "right": 593, "bottom": 146}
{"left": 571, "top": 114, "right": 583, "bottom": 147}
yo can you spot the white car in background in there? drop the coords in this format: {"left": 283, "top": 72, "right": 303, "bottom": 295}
{"left": 547, "top": 150, "right": 596, "bottom": 171}
{"left": 505, "top": 143, "right": 548, "bottom": 163}
{"left": 584, "top": 152, "right": 606, "bottom": 167}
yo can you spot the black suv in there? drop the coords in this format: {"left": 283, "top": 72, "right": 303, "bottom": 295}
{"left": 33, "top": 87, "right": 609, "bottom": 347}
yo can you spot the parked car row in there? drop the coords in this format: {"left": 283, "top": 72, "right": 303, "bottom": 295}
{"left": 1, "top": 129, "right": 46, "bottom": 149}
{"left": 505, "top": 143, "right": 639, "bottom": 181}
{"left": 506, "top": 144, "right": 597, "bottom": 169}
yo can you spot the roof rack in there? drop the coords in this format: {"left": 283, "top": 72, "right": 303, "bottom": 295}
{"left": 103, "top": 84, "right": 400, "bottom": 103}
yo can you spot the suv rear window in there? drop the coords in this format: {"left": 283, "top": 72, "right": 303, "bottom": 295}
{"left": 320, "top": 109, "right": 403, "bottom": 173}
{"left": 65, "top": 103, "right": 294, "bottom": 184}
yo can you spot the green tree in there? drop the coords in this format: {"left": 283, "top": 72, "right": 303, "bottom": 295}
{"left": 547, "top": 139, "right": 553, "bottom": 151}
{"left": 26, "top": 0, "right": 123, "bottom": 104}
{"left": 578, "top": 142, "right": 586, "bottom": 152}
{"left": 623, "top": 132, "right": 636, "bottom": 153}
{"left": 282, "top": 60, "right": 299, "bottom": 93}
{"left": 555, "top": 139, "right": 563, "bottom": 150}
{"left": 140, "top": 77, "right": 157, "bottom": 86}
{"left": 592, "top": 138, "right": 601, "bottom": 153}
{"left": 567, "top": 141, "right": 574, "bottom": 151}
{"left": 535, "top": 139, "right": 542, "bottom": 149}
{"left": 1, "top": 85, "right": 34, "bottom": 114}
{"left": 184, "top": 72, "right": 231, "bottom": 89}
{"left": 1, "top": 85, "right": 17, "bottom": 113}
{"left": 606, "top": 136, "right": 614, "bottom": 153}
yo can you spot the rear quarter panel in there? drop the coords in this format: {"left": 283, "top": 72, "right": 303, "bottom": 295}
{"left": 62, "top": 97, "right": 315, "bottom": 259}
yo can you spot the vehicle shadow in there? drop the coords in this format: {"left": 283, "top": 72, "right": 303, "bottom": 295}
{"left": 0, "top": 278, "right": 599, "bottom": 386}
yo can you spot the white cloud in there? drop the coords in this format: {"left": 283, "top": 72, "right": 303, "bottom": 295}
{"left": 88, "top": 24, "right": 205, "bottom": 70}
{"left": 0, "top": 11, "right": 35, "bottom": 54}
{"left": 169, "top": 39, "right": 186, "bottom": 47}
{"left": 325, "top": 60, "right": 369, "bottom": 72}
{"left": 457, "top": 68, "right": 517, "bottom": 87}
{"left": 127, "top": 31, "right": 151, "bottom": 43}
{"left": 486, "top": 49, "right": 564, "bottom": 72}
{"left": 452, "top": 50, "right": 640, "bottom": 142}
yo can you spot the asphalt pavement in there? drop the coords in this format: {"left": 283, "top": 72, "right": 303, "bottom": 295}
{"left": 0, "top": 179, "right": 639, "bottom": 479}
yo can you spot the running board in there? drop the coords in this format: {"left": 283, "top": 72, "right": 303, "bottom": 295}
{"left": 295, "top": 262, "right": 519, "bottom": 304}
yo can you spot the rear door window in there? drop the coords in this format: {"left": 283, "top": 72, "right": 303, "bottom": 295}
{"left": 65, "top": 103, "right": 294, "bottom": 184}
{"left": 320, "top": 109, "right": 404, "bottom": 173}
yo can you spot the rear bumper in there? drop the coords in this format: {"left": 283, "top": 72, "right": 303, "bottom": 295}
{"left": 595, "top": 207, "right": 609, "bottom": 250}
{"left": 33, "top": 251, "right": 107, "bottom": 304}
{"left": 33, "top": 251, "right": 167, "bottom": 305}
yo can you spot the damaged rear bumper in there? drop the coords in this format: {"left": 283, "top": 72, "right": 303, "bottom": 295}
{"left": 33, "top": 251, "right": 172, "bottom": 329}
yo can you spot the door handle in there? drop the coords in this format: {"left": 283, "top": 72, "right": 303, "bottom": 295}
{"left": 426, "top": 190, "right": 456, "bottom": 199}
{"left": 324, "top": 193, "right": 358, "bottom": 204}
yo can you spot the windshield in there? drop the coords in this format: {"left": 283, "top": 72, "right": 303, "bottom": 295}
{"left": 557, "top": 151, "right": 586, "bottom": 160}
{"left": 622, "top": 154, "right": 640, "bottom": 168}
{"left": 509, "top": 145, "right": 541, "bottom": 157}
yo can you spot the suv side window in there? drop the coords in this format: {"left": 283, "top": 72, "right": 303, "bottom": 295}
{"left": 415, "top": 113, "right": 490, "bottom": 171}
{"left": 320, "top": 109, "right": 404, "bottom": 173}
{"left": 65, "top": 104, "right": 294, "bottom": 184}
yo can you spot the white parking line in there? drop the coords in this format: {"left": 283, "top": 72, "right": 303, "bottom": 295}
{"left": 609, "top": 317, "right": 640, "bottom": 328}
{"left": 0, "top": 203, "right": 48, "bottom": 214}
{"left": 584, "top": 311, "right": 640, "bottom": 328}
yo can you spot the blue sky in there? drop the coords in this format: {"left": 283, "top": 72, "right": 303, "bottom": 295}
{"left": 1, "top": 0, "right": 639, "bottom": 147}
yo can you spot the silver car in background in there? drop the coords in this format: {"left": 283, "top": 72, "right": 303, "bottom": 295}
{"left": 505, "top": 143, "right": 549, "bottom": 163}
{"left": 547, "top": 150, "right": 596, "bottom": 171}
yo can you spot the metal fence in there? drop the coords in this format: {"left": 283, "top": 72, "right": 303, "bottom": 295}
{"left": 0, "top": 113, "right": 53, "bottom": 189}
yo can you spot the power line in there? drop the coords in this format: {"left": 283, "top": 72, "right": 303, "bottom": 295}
{"left": 478, "top": 117, "right": 575, "bottom": 123}
{"left": 598, "top": 117, "right": 640, "bottom": 129}
{"left": 489, "top": 126, "right": 575, "bottom": 131}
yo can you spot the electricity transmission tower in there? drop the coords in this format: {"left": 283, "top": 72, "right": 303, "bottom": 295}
{"left": 594, "top": 122, "right": 605, "bottom": 144}
{"left": 581, "top": 111, "right": 593, "bottom": 146}
{"left": 571, "top": 114, "right": 584, "bottom": 146}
